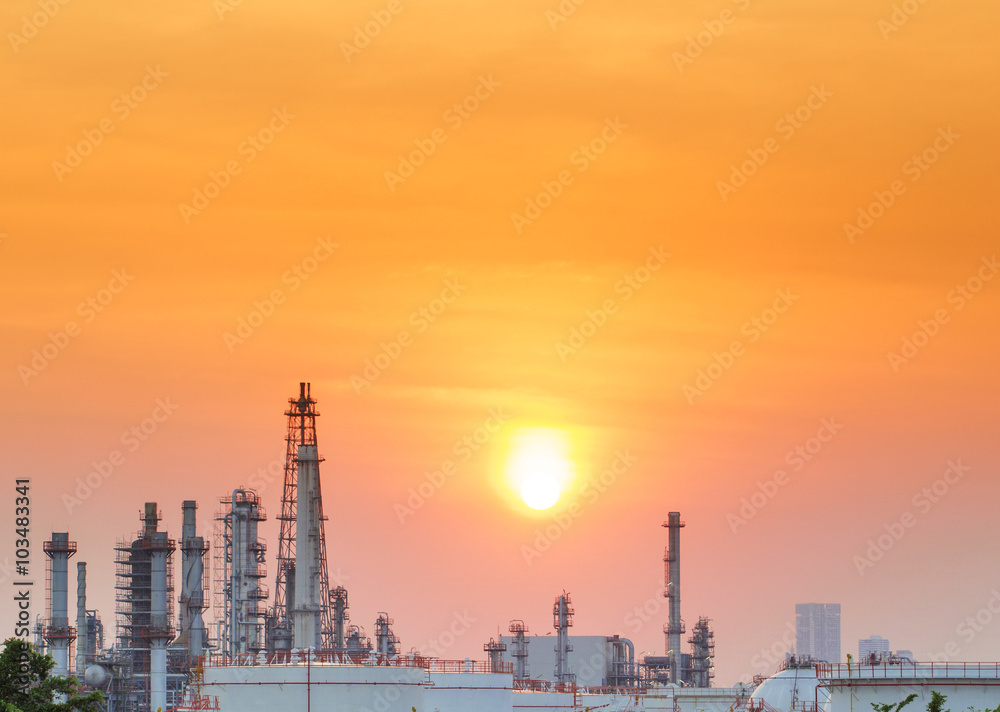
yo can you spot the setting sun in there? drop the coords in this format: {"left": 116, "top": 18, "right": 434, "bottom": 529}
{"left": 521, "top": 474, "right": 560, "bottom": 510}
{"left": 506, "top": 427, "right": 574, "bottom": 511}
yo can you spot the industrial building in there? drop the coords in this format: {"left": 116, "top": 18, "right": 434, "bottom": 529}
{"left": 26, "top": 383, "right": 1000, "bottom": 711}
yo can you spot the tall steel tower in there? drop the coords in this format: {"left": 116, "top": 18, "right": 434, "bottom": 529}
{"left": 272, "top": 383, "right": 335, "bottom": 648}
{"left": 663, "top": 512, "right": 685, "bottom": 685}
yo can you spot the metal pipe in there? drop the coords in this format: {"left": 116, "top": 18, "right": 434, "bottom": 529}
{"left": 617, "top": 637, "right": 635, "bottom": 686}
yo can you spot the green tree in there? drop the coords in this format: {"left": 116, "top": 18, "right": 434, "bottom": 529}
{"left": 0, "top": 638, "right": 103, "bottom": 712}
{"left": 872, "top": 693, "right": 919, "bottom": 712}
{"left": 926, "top": 692, "right": 948, "bottom": 712}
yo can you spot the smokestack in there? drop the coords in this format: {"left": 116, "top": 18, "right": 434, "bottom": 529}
{"left": 144, "top": 502, "right": 159, "bottom": 537}
{"left": 145, "top": 507, "right": 174, "bottom": 712}
{"left": 76, "top": 562, "right": 87, "bottom": 674}
{"left": 664, "top": 512, "right": 685, "bottom": 684}
{"left": 293, "top": 443, "right": 322, "bottom": 648}
{"left": 43, "top": 533, "right": 77, "bottom": 677}
{"left": 180, "top": 500, "right": 207, "bottom": 659}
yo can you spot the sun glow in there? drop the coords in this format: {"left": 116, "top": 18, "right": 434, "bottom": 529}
{"left": 506, "top": 428, "right": 574, "bottom": 511}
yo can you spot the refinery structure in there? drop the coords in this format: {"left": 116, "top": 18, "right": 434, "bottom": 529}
{"left": 30, "top": 383, "right": 1000, "bottom": 711}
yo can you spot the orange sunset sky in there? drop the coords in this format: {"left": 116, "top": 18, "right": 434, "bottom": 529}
{"left": 2, "top": 0, "right": 999, "bottom": 685}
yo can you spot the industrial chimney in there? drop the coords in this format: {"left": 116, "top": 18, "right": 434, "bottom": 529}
{"left": 293, "top": 442, "right": 323, "bottom": 648}
{"left": 663, "top": 512, "right": 685, "bottom": 685}
{"left": 43, "top": 533, "right": 77, "bottom": 677}
{"left": 145, "top": 504, "right": 175, "bottom": 712}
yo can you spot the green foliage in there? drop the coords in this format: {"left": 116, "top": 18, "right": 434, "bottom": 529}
{"left": 0, "top": 638, "right": 104, "bottom": 712}
{"left": 872, "top": 693, "right": 919, "bottom": 712}
{"left": 926, "top": 692, "right": 948, "bottom": 712}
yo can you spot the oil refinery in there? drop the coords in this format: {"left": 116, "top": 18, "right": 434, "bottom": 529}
{"left": 27, "top": 384, "right": 1000, "bottom": 711}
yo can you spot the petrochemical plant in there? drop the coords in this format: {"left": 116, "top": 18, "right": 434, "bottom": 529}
{"left": 28, "top": 383, "right": 1000, "bottom": 711}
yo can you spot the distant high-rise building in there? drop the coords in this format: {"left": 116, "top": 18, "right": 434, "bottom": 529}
{"left": 795, "top": 603, "right": 841, "bottom": 663}
{"left": 859, "top": 635, "right": 891, "bottom": 662}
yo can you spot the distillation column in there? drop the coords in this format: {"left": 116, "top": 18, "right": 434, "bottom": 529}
{"left": 374, "top": 613, "right": 399, "bottom": 656}
{"left": 43, "top": 533, "right": 77, "bottom": 677}
{"left": 484, "top": 637, "right": 507, "bottom": 674}
{"left": 509, "top": 621, "right": 530, "bottom": 680}
{"left": 293, "top": 444, "right": 322, "bottom": 648}
{"left": 664, "top": 512, "right": 685, "bottom": 685}
{"left": 222, "top": 490, "right": 267, "bottom": 657}
{"left": 331, "top": 587, "right": 349, "bottom": 649}
{"left": 76, "top": 562, "right": 87, "bottom": 675}
{"left": 147, "top": 519, "right": 175, "bottom": 712}
{"left": 179, "top": 501, "right": 208, "bottom": 659}
{"left": 553, "top": 593, "right": 575, "bottom": 684}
